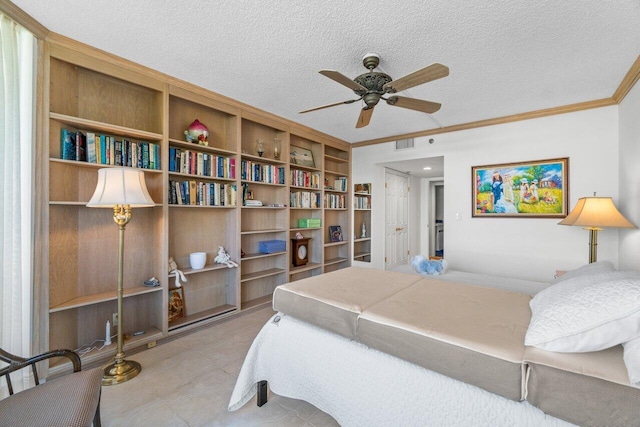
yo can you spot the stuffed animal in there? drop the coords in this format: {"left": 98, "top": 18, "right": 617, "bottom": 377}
{"left": 168, "top": 257, "right": 187, "bottom": 288}
{"left": 214, "top": 246, "right": 238, "bottom": 268}
{"left": 411, "top": 255, "right": 448, "bottom": 276}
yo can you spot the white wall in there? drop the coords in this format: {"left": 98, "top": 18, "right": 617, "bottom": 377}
{"left": 618, "top": 80, "right": 640, "bottom": 270}
{"left": 353, "top": 106, "right": 621, "bottom": 282}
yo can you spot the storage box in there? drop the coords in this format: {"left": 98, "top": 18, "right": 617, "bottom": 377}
{"left": 298, "top": 218, "right": 321, "bottom": 228}
{"left": 258, "top": 239, "right": 286, "bottom": 253}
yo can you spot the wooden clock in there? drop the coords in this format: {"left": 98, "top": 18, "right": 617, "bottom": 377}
{"left": 291, "top": 238, "right": 310, "bottom": 267}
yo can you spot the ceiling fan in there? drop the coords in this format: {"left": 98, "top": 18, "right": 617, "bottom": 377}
{"left": 300, "top": 53, "right": 449, "bottom": 128}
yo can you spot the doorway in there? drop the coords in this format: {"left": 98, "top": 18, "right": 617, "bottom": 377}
{"left": 430, "top": 181, "right": 444, "bottom": 258}
{"left": 384, "top": 170, "right": 409, "bottom": 270}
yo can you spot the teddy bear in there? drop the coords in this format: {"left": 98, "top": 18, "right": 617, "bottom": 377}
{"left": 411, "top": 255, "right": 448, "bottom": 276}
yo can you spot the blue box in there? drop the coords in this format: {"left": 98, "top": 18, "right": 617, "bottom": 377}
{"left": 258, "top": 239, "right": 286, "bottom": 254}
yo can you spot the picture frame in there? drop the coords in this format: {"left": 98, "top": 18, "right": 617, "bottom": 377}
{"left": 329, "top": 225, "right": 343, "bottom": 242}
{"left": 290, "top": 146, "right": 315, "bottom": 168}
{"left": 472, "top": 157, "right": 569, "bottom": 218}
{"left": 168, "top": 288, "right": 185, "bottom": 322}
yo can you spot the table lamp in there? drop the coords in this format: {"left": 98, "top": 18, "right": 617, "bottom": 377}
{"left": 558, "top": 195, "right": 635, "bottom": 263}
{"left": 87, "top": 168, "right": 155, "bottom": 385}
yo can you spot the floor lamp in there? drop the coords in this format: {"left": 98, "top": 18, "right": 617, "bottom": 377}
{"left": 558, "top": 195, "right": 635, "bottom": 263}
{"left": 87, "top": 168, "right": 155, "bottom": 385}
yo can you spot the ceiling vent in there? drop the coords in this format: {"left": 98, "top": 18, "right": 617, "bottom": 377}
{"left": 395, "top": 138, "right": 415, "bottom": 150}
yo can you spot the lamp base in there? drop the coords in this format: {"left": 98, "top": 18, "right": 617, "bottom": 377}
{"left": 102, "top": 359, "right": 141, "bottom": 386}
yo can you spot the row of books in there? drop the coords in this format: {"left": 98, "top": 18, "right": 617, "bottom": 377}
{"left": 60, "top": 129, "right": 160, "bottom": 170}
{"left": 290, "top": 191, "right": 321, "bottom": 209}
{"left": 169, "top": 147, "right": 235, "bottom": 179}
{"left": 241, "top": 160, "right": 285, "bottom": 184}
{"left": 354, "top": 195, "right": 371, "bottom": 209}
{"left": 332, "top": 177, "right": 348, "bottom": 192}
{"left": 324, "top": 193, "right": 346, "bottom": 209}
{"left": 169, "top": 180, "right": 237, "bottom": 206}
{"left": 290, "top": 169, "right": 321, "bottom": 189}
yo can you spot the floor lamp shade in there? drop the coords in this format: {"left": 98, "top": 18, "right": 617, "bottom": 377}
{"left": 86, "top": 167, "right": 154, "bottom": 385}
{"left": 87, "top": 168, "right": 155, "bottom": 207}
{"left": 559, "top": 196, "right": 635, "bottom": 263}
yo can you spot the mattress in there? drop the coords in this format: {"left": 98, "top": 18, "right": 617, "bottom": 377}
{"left": 358, "top": 279, "right": 532, "bottom": 400}
{"left": 524, "top": 346, "right": 640, "bottom": 426}
{"left": 273, "top": 267, "right": 422, "bottom": 339}
{"left": 274, "top": 267, "right": 532, "bottom": 401}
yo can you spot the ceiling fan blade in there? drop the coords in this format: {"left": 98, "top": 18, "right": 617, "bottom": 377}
{"left": 383, "top": 63, "right": 449, "bottom": 93}
{"left": 299, "top": 98, "right": 360, "bottom": 114}
{"left": 387, "top": 96, "right": 441, "bottom": 114}
{"left": 319, "top": 70, "right": 367, "bottom": 92}
{"left": 356, "top": 107, "right": 374, "bottom": 128}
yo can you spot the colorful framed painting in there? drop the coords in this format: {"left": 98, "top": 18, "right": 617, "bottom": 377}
{"left": 472, "top": 157, "right": 569, "bottom": 218}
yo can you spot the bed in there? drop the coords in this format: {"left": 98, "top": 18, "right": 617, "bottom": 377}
{"left": 228, "top": 266, "right": 640, "bottom": 426}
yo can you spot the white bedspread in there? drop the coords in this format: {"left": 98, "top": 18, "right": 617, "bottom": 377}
{"left": 229, "top": 314, "right": 574, "bottom": 427}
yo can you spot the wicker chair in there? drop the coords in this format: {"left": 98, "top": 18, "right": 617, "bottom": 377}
{"left": 0, "top": 348, "right": 102, "bottom": 427}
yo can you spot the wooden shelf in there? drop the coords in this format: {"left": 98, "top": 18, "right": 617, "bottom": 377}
{"left": 169, "top": 264, "right": 236, "bottom": 278}
{"left": 50, "top": 326, "right": 163, "bottom": 372}
{"left": 324, "top": 208, "right": 348, "bottom": 211}
{"left": 169, "top": 204, "right": 236, "bottom": 209}
{"left": 240, "top": 180, "right": 286, "bottom": 187}
{"left": 50, "top": 112, "right": 163, "bottom": 141}
{"left": 354, "top": 252, "right": 371, "bottom": 259}
{"left": 241, "top": 205, "right": 287, "bottom": 209}
{"left": 324, "top": 257, "right": 348, "bottom": 266}
{"left": 354, "top": 208, "right": 371, "bottom": 211}
{"left": 324, "top": 154, "right": 348, "bottom": 163}
{"left": 49, "top": 157, "right": 163, "bottom": 173}
{"left": 242, "top": 294, "right": 273, "bottom": 310}
{"left": 241, "top": 153, "right": 287, "bottom": 165}
{"left": 290, "top": 164, "right": 321, "bottom": 172}
{"left": 290, "top": 207, "right": 321, "bottom": 210}
{"left": 290, "top": 227, "right": 322, "bottom": 232}
{"left": 168, "top": 171, "right": 236, "bottom": 182}
{"left": 324, "top": 188, "right": 348, "bottom": 194}
{"left": 49, "top": 286, "right": 163, "bottom": 313}
{"left": 325, "top": 241, "right": 349, "bottom": 247}
{"left": 241, "top": 268, "right": 286, "bottom": 282}
{"left": 168, "top": 304, "right": 237, "bottom": 331}
{"left": 354, "top": 237, "right": 371, "bottom": 242}
{"left": 289, "top": 262, "right": 322, "bottom": 275}
{"left": 241, "top": 251, "right": 287, "bottom": 260}
{"left": 241, "top": 228, "right": 287, "bottom": 235}
{"left": 290, "top": 185, "right": 321, "bottom": 190}
{"left": 168, "top": 138, "right": 237, "bottom": 156}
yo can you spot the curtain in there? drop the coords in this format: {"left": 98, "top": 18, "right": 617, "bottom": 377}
{"left": 0, "top": 12, "right": 35, "bottom": 398}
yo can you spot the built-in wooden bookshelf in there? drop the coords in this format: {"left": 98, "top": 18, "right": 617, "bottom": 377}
{"left": 43, "top": 35, "right": 351, "bottom": 372}
{"left": 353, "top": 183, "right": 372, "bottom": 263}
{"left": 323, "top": 146, "right": 350, "bottom": 273}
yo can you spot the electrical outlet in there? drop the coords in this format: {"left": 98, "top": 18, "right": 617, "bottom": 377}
{"left": 147, "top": 341, "right": 157, "bottom": 349}
{"left": 112, "top": 312, "right": 118, "bottom": 327}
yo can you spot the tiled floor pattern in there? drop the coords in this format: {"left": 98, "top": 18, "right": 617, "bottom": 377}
{"left": 101, "top": 307, "right": 339, "bottom": 426}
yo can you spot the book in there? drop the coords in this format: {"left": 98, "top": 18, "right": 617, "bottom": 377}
{"left": 329, "top": 225, "right": 343, "bottom": 242}
{"left": 75, "top": 131, "right": 86, "bottom": 162}
{"left": 60, "top": 129, "right": 75, "bottom": 160}
{"left": 86, "top": 132, "right": 97, "bottom": 163}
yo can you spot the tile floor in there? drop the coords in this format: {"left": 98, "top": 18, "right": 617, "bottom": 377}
{"left": 100, "top": 306, "right": 339, "bottom": 426}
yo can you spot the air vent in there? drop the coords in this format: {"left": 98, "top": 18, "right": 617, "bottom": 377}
{"left": 395, "top": 138, "right": 415, "bottom": 150}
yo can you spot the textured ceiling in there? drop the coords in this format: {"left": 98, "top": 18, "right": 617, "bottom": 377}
{"left": 11, "top": 0, "right": 640, "bottom": 143}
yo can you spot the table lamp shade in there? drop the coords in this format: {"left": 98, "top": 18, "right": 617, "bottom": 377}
{"left": 87, "top": 168, "right": 155, "bottom": 207}
{"left": 558, "top": 197, "right": 635, "bottom": 229}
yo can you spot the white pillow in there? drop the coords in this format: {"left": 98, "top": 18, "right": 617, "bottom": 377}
{"left": 525, "top": 270, "right": 640, "bottom": 352}
{"left": 623, "top": 337, "right": 640, "bottom": 387}
{"left": 552, "top": 260, "right": 615, "bottom": 284}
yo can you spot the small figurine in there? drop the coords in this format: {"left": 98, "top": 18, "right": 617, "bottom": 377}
{"left": 214, "top": 246, "right": 238, "bottom": 268}
{"left": 361, "top": 222, "right": 367, "bottom": 238}
{"left": 168, "top": 256, "right": 187, "bottom": 288}
{"left": 295, "top": 232, "right": 304, "bottom": 240}
{"left": 184, "top": 119, "right": 209, "bottom": 146}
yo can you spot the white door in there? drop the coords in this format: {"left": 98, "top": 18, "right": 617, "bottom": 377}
{"left": 385, "top": 171, "right": 409, "bottom": 270}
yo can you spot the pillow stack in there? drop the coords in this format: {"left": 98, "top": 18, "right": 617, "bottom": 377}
{"left": 525, "top": 261, "right": 640, "bottom": 386}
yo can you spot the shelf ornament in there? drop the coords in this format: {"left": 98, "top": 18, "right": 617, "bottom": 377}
{"left": 184, "top": 119, "right": 209, "bottom": 146}
{"left": 214, "top": 246, "right": 239, "bottom": 268}
{"left": 169, "top": 257, "right": 187, "bottom": 288}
